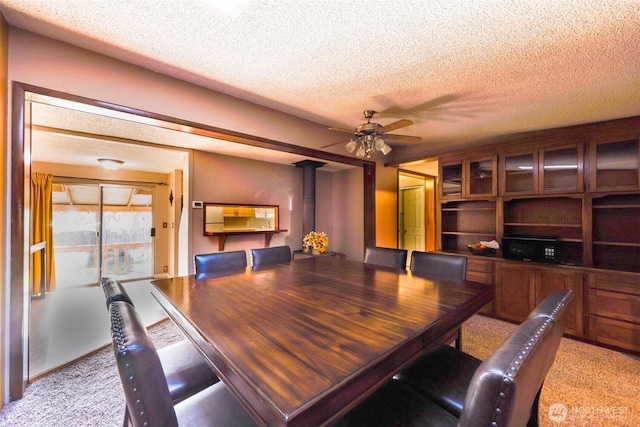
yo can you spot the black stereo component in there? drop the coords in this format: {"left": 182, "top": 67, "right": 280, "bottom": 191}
{"left": 501, "top": 235, "right": 565, "bottom": 264}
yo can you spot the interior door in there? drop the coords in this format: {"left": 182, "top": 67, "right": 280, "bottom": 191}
{"left": 402, "top": 187, "right": 426, "bottom": 263}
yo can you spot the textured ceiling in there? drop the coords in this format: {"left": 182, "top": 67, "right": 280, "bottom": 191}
{"left": 2, "top": 0, "right": 639, "bottom": 171}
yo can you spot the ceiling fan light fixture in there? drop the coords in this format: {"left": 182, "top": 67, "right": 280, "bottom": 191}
{"left": 328, "top": 110, "right": 418, "bottom": 158}
{"left": 98, "top": 158, "right": 124, "bottom": 170}
{"left": 345, "top": 139, "right": 358, "bottom": 153}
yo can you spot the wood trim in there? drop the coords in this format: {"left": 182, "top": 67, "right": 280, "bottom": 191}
{"left": 9, "top": 83, "right": 26, "bottom": 400}
{"left": 363, "top": 163, "right": 376, "bottom": 249}
{"left": 17, "top": 83, "right": 372, "bottom": 168}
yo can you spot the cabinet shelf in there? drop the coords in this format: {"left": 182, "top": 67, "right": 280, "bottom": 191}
{"left": 593, "top": 241, "right": 640, "bottom": 248}
{"left": 593, "top": 204, "right": 640, "bottom": 209}
{"left": 442, "top": 231, "right": 496, "bottom": 236}
{"left": 504, "top": 222, "right": 581, "bottom": 228}
{"left": 205, "top": 229, "right": 287, "bottom": 251}
{"left": 442, "top": 207, "right": 496, "bottom": 212}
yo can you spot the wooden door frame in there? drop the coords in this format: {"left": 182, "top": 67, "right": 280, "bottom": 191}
{"left": 397, "top": 169, "right": 436, "bottom": 255}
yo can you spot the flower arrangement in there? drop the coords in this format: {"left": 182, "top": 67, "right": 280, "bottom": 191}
{"left": 303, "top": 231, "right": 329, "bottom": 253}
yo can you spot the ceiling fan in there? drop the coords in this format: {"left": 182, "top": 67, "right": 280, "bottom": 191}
{"left": 323, "top": 110, "right": 422, "bottom": 159}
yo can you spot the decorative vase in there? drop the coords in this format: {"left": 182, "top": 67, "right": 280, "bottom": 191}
{"left": 312, "top": 248, "right": 321, "bottom": 255}
{"left": 303, "top": 247, "right": 311, "bottom": 254}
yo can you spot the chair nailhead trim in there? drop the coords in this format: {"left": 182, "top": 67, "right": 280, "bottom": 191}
{"left": 490, "top": 318, "right": 553, "bottom": 426}
{"left": 110, "top": 303, "right": 150, "bottom": 427}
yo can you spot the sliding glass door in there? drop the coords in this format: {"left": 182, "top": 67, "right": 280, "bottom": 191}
{"left": 52, "top": 182, "right": 153, "bottom": 288}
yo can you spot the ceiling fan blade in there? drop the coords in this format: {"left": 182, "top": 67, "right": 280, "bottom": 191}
{"left": 328, "top": 127, "right": 356, "bottom": 134}
{"left": 382, "top": 133, "right": 422, "bottom": 144}
{"left": 381, "top": 119, "right": 413, "bottom": 133}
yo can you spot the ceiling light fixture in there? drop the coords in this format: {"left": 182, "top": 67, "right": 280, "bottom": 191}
{"left": 342, "top": 110, "right": 393, "bottom": 159}
{"left": 200, "top": 0, "right": 252, "bottom": 20}
{"left": 98, "top": 158, "right": 124, "bottom": 170}
{"left": 344, "top": 133, "right": 392, "bottom": 159}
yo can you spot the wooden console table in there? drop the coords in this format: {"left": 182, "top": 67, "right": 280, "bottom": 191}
{"left": 205, "top": 229, "right": 287, "bottom": 251}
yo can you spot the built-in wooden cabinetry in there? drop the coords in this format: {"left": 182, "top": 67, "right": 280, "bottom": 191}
{"left": 441, "top": 200, "right": 497, "bottom": 253}
{"left": 587, "top": 270, "right": 640, "bottom": 353}
{"left": 591, "top": 193, "right": 640, "bottom": 272}
{"left": 495, "top": 262, "right": 583, "bottom": 336}
{"left": 503, "top": 196, "right": 584, "bottom": 266}
{"left": 441, "top": 155, "right": 497, "bottom": 200}
{"left": 500, "top": 143, "right": 583, "bottom": 196}
{"left": 466, "top": 257, "right": 494, "bottom": 315}
{"left": 436, "top": 116, "right": 640, "bottom": 354}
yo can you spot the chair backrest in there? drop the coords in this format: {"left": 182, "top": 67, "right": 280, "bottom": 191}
{"left": 410, "top": 251, "right": 467, "bottom": 281}
{"left": 527, "top": 289, "right": 574, "bottom": 322}
{"left": 251, "top": 245, "right": 291, "bottom": 268}
{"left": 194, "top": 250, "right": 247, "bottom": 275}
{"left": 363, "top": 246, "right": 408, "bottom": 270}
{"left": 110, "top": 301, "right": 179, "bottom": 427}
{"left": 458, "top": 290, "right": 573, "bottom": 427}
{"left": 100, "top": 276, "right": 134, "bottom": 310}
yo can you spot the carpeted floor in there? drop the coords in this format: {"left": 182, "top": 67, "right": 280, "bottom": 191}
{"left": 1, "top": 315, "right": 638, "bottom": 426}
{"left": 1, "top": 319, "right": 182, "bottom": 427}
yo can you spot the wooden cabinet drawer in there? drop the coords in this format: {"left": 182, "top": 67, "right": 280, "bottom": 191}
{"left": 589, "top": 289, "right": 640, "bottom": 323}
{"left": 588, "top": 315, "right": 640, "bottom": 353}
{"left": 589, "top": 271, "right": 640, "bottom": 296}
{"left": 467, "top": 258, "right": 493, "bottom": 273}
{"left": 466, "top": 270, "right": 492, "bottom": 284}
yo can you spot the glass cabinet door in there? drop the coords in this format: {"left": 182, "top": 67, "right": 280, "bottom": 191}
{"left": 502, "top": 152, "right": 536, "bottom": 195}
{"left": 591, "top": 139, "right": 639, "bottom": 192}
{"left": 467, "top": 158, "right": 496, "bottom": 197}
{"left": 541, "top": 145, "right": 582, "bottom": 193}
{"left": 441, "top": 163, "right": 463, "bottom": 198}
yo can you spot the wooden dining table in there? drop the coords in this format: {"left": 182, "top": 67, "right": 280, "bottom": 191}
{"left": 151, "top": 255, "right": 494, "bottom": 427}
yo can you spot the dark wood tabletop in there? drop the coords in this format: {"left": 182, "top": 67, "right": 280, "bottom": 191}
{"left": 151, "top": 256, "right": 494, "bottom": 427}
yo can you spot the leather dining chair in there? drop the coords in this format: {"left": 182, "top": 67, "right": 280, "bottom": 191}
{"left": 250, "top": 245, "right": 292, "bottom": 268}
{"left": 109, "top": 301, "right": 257, "bottom": 427}
{"left": 100, "top": 276, "right": 219, "bottom": 404}
{"left": 336, "top": 290, "right": 573, "bottom": 426}
{"left": 363, "top": 246, "right": 408, "bottom": 270}
{"left": 194, "top": 250, "right": 247, "bottom": 275}
{"left": 409, "top": 251, "right": 467, "bottom": 349}
{"left": 409, "top": 251, "right": 467, "bottom": 281}
{"left": 100, "top": 276, "right": 134, "bottom": 309}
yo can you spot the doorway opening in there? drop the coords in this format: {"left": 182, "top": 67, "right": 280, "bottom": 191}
{"left": 399, "top": 170, "right": 436, "bottom": 265}
{"left": 28, "top": 180, "right": 156, "bottom": 379}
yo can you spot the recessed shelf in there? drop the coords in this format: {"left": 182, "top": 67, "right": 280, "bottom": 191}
{"left": 442, "top": 231, "right": 496, "bottom": 236}
{"left": 593, "top": 204, "right": 640, "bottom": 209}
{"left": 442, "top": 207, "right": 496, "bottom": 212}
{"left": 504, "top": 222, "right": 582, "bottom": 228}
{"left": 593, "top": 241, "right": 640, "bottom": 248}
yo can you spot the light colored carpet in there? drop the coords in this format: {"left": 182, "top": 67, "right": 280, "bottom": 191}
{"left": 1, "top": 319, "right": 181, "bottom": 427}
{"left": 2, "top": 315, "right": 638, "bottom": 426}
